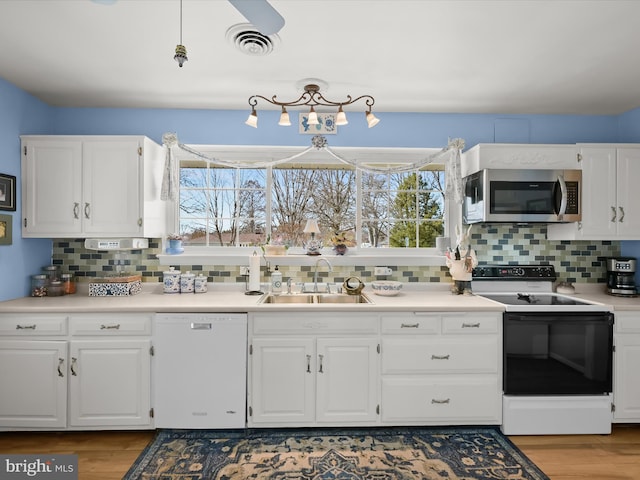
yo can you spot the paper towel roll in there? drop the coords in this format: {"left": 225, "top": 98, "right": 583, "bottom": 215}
{"left": 248, "top": 252, "right": 261, "bottom": 292}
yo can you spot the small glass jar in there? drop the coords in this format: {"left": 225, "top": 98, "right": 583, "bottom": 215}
{"left": 61, "top": 273, "right": 76, "bottom": 295}
{"left": 31, "top": 274, "right": 48, "bottom": 297}
{"left": 47, "top": 280, "right": 65, "bottom": 297}
{"left": 42, "top": 265, "right": 61, "bottom": 283}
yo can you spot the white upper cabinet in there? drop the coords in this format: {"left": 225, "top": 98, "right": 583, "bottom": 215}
{"left": 547, "top": 145, "right": 640, "bottom": 240}
{"left": 21, "top": 136, "right": 167, "bottom": 238}
{"left": 461, "top": 144, "right": 579, "bottom": 177}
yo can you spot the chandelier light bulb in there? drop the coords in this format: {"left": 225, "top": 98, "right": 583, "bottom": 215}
{"left": 245, "top": 108, "right": 258, "bottom": 128}
{"left": 278, "top": 106, "right": 291, "bottom": 126}
{"left": 336, "top": 105, "right": 348, "bottom": 126}
{"left": 308, "top": 106, "right": 319, "bottom": 125}
{"left": 366, "top": 110, "right": 380, "bottom": 128}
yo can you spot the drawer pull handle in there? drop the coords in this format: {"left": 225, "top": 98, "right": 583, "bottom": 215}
{"left": 431, "top": 354, "right": 450, "bottom": 360}
{"left": 57, "top": 358, "right": 64, "bottom": 377}
{"left": 611, "top": 206, "right": 617, "bottom": 223}
{"left": 73, "top": 202, "right": 80, "bottom": 219}
{"left": 306, "top": 355, "right": 311, "bottom": 373}
{"left": 620, "top": 206, "right": 625, "bottom": 223}
{"left": 318, "top": 354, "right": 324, "bottom": 373}
{"left": 70, "top": 357, "right": 78, "bottom": 376}
{"left": 462, "top": 322, "right": 480, "bottom": 328}
{"left": 16, "top": 324, "right": 37, "bottom": 330}
{"left": 100, "top": 324, "right": 121, "bottom": 330}
{"left": 401, "top": 323, "right": 420, "bottom": 328}
{"left": 84, "top": 202, "right": 91, "bottom": 219}
{"left": 431, "top": 398, "right": 450, "bottom": 404}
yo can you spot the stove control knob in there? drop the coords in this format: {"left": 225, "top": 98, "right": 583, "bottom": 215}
{"left": 513, "top": 268, "right": 525, "bottom": 276}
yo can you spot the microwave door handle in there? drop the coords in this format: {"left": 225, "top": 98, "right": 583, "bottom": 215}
{"left": 555, "top": 175, "right": 568, "bottom": 217}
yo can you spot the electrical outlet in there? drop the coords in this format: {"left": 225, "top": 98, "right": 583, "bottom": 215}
{"left": 240, "top": 266, "right": 250, "bottom": 276}
{"left": 374, "top": 266, "right": 392, "bottom": 276}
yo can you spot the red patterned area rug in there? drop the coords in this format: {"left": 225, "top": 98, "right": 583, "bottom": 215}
{"left": 123, "top": 427, "right": 549, "bottom": 480}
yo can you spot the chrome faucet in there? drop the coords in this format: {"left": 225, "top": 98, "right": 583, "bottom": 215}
{"left": 313, "top": 258, "right": 333, "bottom": 293}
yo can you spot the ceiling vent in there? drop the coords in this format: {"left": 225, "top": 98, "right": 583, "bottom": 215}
{"left": 226, "top": 23, "right": 280, "bottom": 56}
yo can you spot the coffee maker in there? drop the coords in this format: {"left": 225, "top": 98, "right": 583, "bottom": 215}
{"left": 606, "top": 257, "right": 638, "bottom": 296}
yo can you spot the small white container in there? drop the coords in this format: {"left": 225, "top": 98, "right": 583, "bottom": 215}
{"left": 163, "top": 267, "right": 181, "bottom": 294}
{"left": 194, "top": 274, "right": 208, "bottom": 293}
{"left": 271, "top": 266, "right": 282, "bottom": 293}
{"left": 180, "top": 271, "right": 195, "bottom": 293}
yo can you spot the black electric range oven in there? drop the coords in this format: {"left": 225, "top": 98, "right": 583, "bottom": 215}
{"left": 473, "top": 265, "right": 614, "bottom": 435}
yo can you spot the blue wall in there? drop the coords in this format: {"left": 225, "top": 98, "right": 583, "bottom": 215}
{"left": 2, "top": 75, "right": 640, "bottom": 300}
{"left": 0, "top": 78, "right": 55, "bottom": 301}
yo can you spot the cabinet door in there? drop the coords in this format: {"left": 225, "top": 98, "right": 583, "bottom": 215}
{"left": 614, "top": 333, "right": 640, "bottom": 422}
{"left": 249, "top": 337, "right": 315, "bottom": 425}
{"left": 82, "top": 140, "right": 141, "bottom": 235}
{"left": 0, "top": 340, "right": 67, "bottom": 428}
{"left": 68, "top": 339, "right": 151, "bottom": 427}
{"left": 22, "top": 139, "right": 82, "bottom": 236}
{"left": 316, "top": 338, "right": 379, "bottom": 423}
{"left": 615, "top": 147, "right": 640, "bottom": 237}
{"left": 578, "top": 147, "right": 618, "bottom": 237}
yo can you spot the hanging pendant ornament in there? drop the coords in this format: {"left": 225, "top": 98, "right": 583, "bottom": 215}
{"left": 174, "top": 44, "right": 188, "bottom": 67}
{"left": 173, "top": 0, "right": 187, "bottom": 67}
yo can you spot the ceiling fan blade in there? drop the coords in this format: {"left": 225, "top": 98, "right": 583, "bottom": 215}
{"left": 228, "top": 0, "right": 285, "bottom": 35}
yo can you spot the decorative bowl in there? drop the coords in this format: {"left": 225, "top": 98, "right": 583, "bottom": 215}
{"left": 370, "top": 280, "right": 403, "bottom": 296}
{"left": 264, "top": 245, "right": 286, "bottom": 255}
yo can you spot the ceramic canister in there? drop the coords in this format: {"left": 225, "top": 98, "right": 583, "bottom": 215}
{"left": 194, "top": 274, "right": 208, "bottom": 293}
{"left": 180, "top": 271, "right": 195, "bottom": 293}
{"left": 163, "top": 267, "right": 181, "bottom": 294}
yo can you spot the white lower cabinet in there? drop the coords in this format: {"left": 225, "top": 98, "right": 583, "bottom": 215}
{"left": 68, "top": 339, "right": 151, "bottom": 427}
{"left": 248, "top": 313, "right": 379, "bottom": 427}
{"left": 0, "top": 340, "right": 67, "bottom": 428}
{"left": 248, "top": 310, "right": 502, "bottom": 428}
{"left": 380, "top": 312, "right": 502, "bottom": 425}
{"left": 0, "top": 313, "right": 152, "bottom": 430}
{"left": 613, "top": 312, "right": 640, "bottom": 422}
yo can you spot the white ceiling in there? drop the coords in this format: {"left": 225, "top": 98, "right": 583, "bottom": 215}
{"left": 1, "top": 0, "right": 639, "bottom": 115}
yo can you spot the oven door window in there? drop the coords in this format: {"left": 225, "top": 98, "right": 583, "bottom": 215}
{"left": 490, "top": 181, "right": 559, "bottom": 215}
{"left": 503, "top": 313, "right": 613, "bottom": 395}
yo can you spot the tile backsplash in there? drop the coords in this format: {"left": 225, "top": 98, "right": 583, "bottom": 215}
{"left": 51, "top": 225, "right": 619, "bottom": 285}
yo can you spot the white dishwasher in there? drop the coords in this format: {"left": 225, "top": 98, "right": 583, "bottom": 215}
{"left": 154, "top": 313, "right": 248, "bottom": 428}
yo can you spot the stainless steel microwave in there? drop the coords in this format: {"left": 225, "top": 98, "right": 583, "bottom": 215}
{"left": 462, "top": 169, "right": 582, "bottom": 224}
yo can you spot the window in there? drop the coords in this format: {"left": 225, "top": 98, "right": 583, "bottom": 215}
{"left": 177, "top": 147, "right": 447, "bottom": 250}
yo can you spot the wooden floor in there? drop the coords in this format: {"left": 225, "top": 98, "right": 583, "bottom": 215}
{"left": 0, "top": 425, "right": 639, "bottom": 479}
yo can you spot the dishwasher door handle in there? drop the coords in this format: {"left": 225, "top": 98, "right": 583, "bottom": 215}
{"left": 191, "top": 322, "right": 212, "bottom": 330}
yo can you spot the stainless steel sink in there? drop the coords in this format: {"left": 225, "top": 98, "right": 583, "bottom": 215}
{"left": 315, "top": 293, "right": 371, "bottom": 304}
{"left": 259, "top": 294, "right": 315, "bottom": 304}
{"left": 258, "top": 293, "right": 372, "bottom": 304}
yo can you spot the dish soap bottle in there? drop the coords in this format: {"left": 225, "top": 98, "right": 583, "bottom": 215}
{"left": 271, "top": 265, "right": 282, "bottom": 293}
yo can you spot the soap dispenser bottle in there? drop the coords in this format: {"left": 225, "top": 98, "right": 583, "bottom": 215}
{"left": 271, "top": 265, "right": 283, "bottom": 293}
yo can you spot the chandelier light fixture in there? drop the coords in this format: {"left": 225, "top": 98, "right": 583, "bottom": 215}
{"left": 245, "top": 83, "right": 380, "bottom": 129}
{"left": 174, "top": 0, "right": 188, "bottom": 67}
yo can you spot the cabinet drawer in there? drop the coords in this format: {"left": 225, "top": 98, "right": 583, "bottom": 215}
{"left": 382, "top": 337, "right": 499, "bottom": 374}
{"left": 251, "top": 313, "right": 378, "bottom": 335}
{"left": 441, "top": 313, "right": 499, "bottom": 334}
{"left": 381, "top": 313, "right": 439, "bottom": 334}
{"left": 381, "top": 376, "right": 501, "bottom": 423}
{"left": 0, "top": 314, "right": 67, "bottom": 336}
{"left": 615, "top": 313, "right": 640, "bottom": 333}
{"left": 70, "top": 314, "right": 152, "bottom": 335}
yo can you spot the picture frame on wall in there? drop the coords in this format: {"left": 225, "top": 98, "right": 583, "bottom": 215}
{"left": 0, "top": 214, "right": 12, "bottom": 245}
{"left": 0, "top": 174, "right": 16, "bottom": 211}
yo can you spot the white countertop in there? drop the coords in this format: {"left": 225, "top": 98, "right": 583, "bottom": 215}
{"left": 0, "top": 283, "right": 504, "bottom": 314}
{"left": 1, "top": 282, "right": 638, "bottom": 314}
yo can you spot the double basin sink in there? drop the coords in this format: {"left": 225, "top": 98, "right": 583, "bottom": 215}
{"left": 259, "top": 292, "right": 372, "bottom": 304}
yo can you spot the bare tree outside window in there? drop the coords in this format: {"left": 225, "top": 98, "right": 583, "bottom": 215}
{"left": 178, "top": 154, "right": 446, "bottom": 250}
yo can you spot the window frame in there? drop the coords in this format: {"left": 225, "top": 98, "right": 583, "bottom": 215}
{"left": 159, "top": 144, "right": 455, "bottom": 266}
